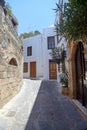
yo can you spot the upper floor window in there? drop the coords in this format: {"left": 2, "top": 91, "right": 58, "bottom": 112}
{"left": 27, "top": 46, "right": 32, "bottom": 56}
{"left": 47, "top": 36, "right": 55, "bottom": 49}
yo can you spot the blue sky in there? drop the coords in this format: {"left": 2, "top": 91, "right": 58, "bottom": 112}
{"left": 5, "top": 0, "right": 58, "bottom": 35}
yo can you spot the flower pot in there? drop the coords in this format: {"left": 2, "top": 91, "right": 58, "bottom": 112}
{"left": 62, "top": 86, "right": 69, "bottom": 96}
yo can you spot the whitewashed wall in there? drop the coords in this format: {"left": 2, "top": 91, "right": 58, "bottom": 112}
{"left": 42, "top": 26, "right": 57, "bottom": 79}
{"left": 23, "top": 34, "right": 43, "bottom": 79}
{"left": 23, "top": 26, "right": 60, "bottom": 80}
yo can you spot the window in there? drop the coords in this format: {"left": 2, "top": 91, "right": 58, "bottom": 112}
{"left": 23, "top": 62, "right": 28, "bottom": 72}
{"left": 27, "top": 46, "right": 32, "bottom": 56}
{"left": 47, "top": 36, "right": 55, "bottom": 49}
{"left": 9, "top": 58, "right": 17, "bottom": 66}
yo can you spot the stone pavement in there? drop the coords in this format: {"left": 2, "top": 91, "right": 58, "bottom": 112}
{"left": 25, "top": 80, "right": 87, "bottom": 130}
{"left": 0, "top": 79, "right": 42, "bottom": 130}
{"left": 0, "top": 79, "right": 87, "bottom": 130}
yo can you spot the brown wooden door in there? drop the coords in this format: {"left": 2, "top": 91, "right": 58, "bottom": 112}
{"left": 49, "top": 60, "right": 57, "bottom": 79}
{"left": 75, "top": 42, "right": 85, "bottom": 105}
{"left": 30, "top": 62, "right": 36, "bottom": 78}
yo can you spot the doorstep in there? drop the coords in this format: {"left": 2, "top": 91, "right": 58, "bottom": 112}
{"left": 72, "top": 99, "right": 87, "bottom": 118}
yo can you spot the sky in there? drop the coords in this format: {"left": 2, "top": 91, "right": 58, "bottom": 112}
{"left": 5, "top": 0, "right": 58, "bottom": 35}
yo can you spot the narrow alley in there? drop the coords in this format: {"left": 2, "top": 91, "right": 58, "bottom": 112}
{"left": 25, "top": 80, "right": 87, "bottom": 130}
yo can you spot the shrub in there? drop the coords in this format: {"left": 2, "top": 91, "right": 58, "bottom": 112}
{"left": 59, "top": 70, "right": 68, "bottom": 87}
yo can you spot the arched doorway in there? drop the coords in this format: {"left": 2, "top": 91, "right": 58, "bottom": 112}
{"left": 75, "top": 42, "right": 86, "bottom": 106}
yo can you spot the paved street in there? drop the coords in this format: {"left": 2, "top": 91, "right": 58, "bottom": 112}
{"left": 0, "top": 79, "right": 87, "bottom": 130}
{"left": 25, "top": 80, "right": 87, "bottom": 130}
{"left": 0, "top": 79, "right": 41, "bottom": 130}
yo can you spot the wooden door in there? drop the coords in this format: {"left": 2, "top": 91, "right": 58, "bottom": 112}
{"left": 30, "top": 62, "right": 36, "bottom": 78}
{"left": 75, "top": 42, "right": 85, "bottom": 105}
{"left": 49, "top": 60, "right": 57, "bottom": 79}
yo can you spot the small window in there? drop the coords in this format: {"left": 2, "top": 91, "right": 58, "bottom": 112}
{"left": 23, "top": 62, "right": 28, "bottom": 73}
{"left": 27, "top": 46, "right": 32, "bottom": 56}
{"left": 47, "top": 36, "right": 55, "bottom": 49}
{"left": 9, "top": 58, "right": 17, "bottom": 66}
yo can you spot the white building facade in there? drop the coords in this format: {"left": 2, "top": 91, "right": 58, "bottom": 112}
{"left": 23, "top": 26, "right": 59, "bottom": 80}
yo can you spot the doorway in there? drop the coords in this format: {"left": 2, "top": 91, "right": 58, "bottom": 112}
{"left": 30, "top": 62, "right": 36, "bottom": 78}
{"left": 49, "top": 60, "right": 57, "bottom": 79}
{"left": 75, "top": 42, "right": 86, "bottom": 106}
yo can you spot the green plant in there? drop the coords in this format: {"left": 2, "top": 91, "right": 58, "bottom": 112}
{"left": 5, "top": 2, "right": 12, "bottom": 15}
{"left": 50, "top": 47, "right": 66, "bottom": 65}
{"left": 21, "top": 31, "right": 41, "bottom": 39}
{"left": 59, "top": 70, "right": 68, "bottom": 87}
{"left": 54, "top": 0, "right": 87, "bottom": 43}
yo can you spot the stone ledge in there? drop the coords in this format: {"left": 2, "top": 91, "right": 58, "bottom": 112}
{"left": 72, "top": 99, "right": 87, "bottom": 118}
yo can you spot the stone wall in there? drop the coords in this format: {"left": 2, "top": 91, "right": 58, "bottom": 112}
{"left": 0, "top": 6, "right": 23, "bottom": 108}
{"left": 67, "top": 41, "right": 87, "bottom": 99}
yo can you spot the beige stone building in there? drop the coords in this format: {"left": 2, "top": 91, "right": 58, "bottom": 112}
{"left": 0, "top": 1, "right": 23, "bottom": 108}
{"left": 55, "top": 0, "right": 87, "bottom": 108}
{"left": 68, "top": 41, "right": 87, "bottom": 108}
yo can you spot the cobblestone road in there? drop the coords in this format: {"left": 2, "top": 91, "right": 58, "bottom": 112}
{"left": 25, "top": 80, "right": 87, "bottom": 130}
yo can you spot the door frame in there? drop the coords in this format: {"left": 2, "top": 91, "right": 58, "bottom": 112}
{"left": 30, "top": 61, "right": 36, "bottom": 78}
{"left": 75, "top": 42, "right": 85, "bottom": 105}
{"left": 49, "top": 60, "right": 57, "bottom": 79}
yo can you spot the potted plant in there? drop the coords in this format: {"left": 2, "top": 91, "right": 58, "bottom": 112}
{"left": 59, "top": 70, "right": 69, "bottom": 96}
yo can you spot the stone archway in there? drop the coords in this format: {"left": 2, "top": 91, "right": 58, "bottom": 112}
{"left": 67, "top": 41, "right": 77, "bottom": 99}
{"left": 68, "top": 41, "right": 87, "bottom": 107}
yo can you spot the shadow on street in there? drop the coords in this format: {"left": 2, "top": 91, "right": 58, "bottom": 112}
{"left": 25, "top": 80, "right": 87, "bottom": 130}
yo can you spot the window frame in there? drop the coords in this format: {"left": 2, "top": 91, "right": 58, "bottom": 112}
{"left": 23, "top": 62, "right": 28, "bottom": 73}
{"left": 27, "top": 46, "right": 32, "bottom": 56}
{"left": 47, "top": 36, "right": 55, "bottom": 49}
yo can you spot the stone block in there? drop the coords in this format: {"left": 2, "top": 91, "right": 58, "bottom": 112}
{"left": 0, "top": 6, "right": 23, "bottom": 108}
{"left": 0, "top": 65, "right": 6, "bottom": 71}
{"left": 0, "top": 78, "right": 9, "bottom": 85}
{"left": 0, "top": 72, "right": 7, "bottom": 78}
